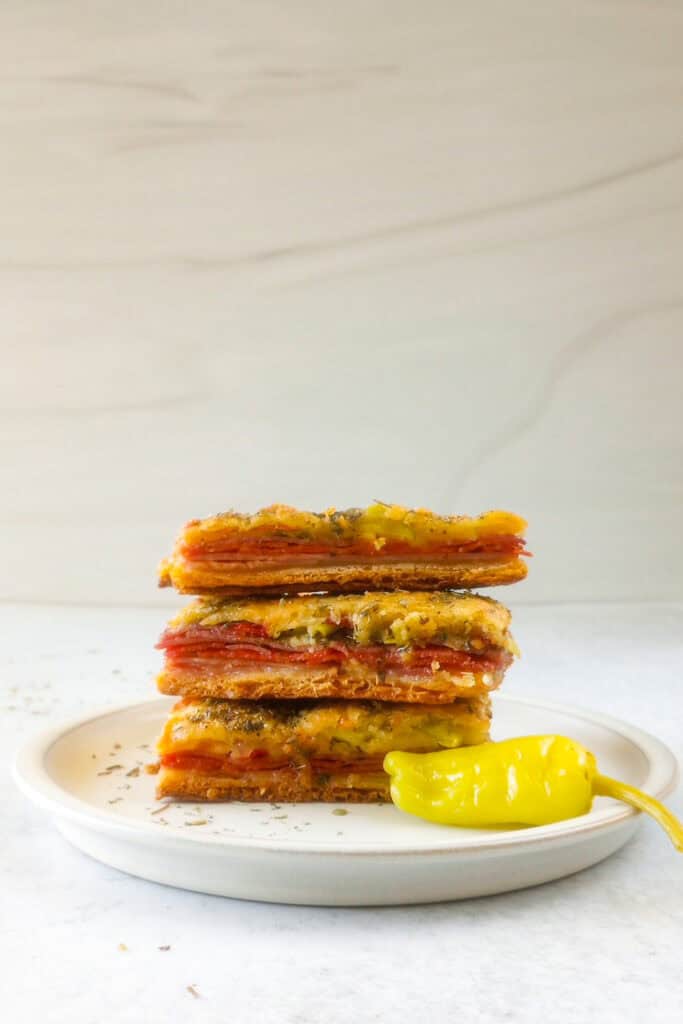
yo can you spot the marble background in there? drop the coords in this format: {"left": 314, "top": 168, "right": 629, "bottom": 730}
{"left": 3, "top": 0, "right": 683, "bottom": 606}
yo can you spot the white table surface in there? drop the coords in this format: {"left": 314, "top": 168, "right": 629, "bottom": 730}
{"left": 2, "top": 601, "right": 682, "bottom": 1023}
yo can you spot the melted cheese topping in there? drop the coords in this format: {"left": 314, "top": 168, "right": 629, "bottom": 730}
{"left": 175, "top": 503, "right": 527, "bottom": 549}
{"left": 169, "top": 591, "right": 516, "bottom": 653}
{"left": 158, "top": 698, "right": 491, "bottom": 761}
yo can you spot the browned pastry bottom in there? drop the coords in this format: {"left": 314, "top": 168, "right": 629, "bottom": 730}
{"left": 159, "top": 556, "right": 527, "bottom": 596}
{"left": 157, "top": 664, "right": 504, "bottom": 704}
{"left": 157, "top": 766, "right": 390, "bottom": 802}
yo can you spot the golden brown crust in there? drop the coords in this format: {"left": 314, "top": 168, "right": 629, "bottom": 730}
{"left": 160, "top": 556, "right": 527, "bottom": 596}
{"left": 169, "top": 590, "right": 514, "bottom": 648}
{"left": 159, "top": 697, "right": 491, "bottom": 775}
{"left": 169, "top": 504, "right": 527, "bottom": 548}
{"left": 156, "top": 766, "right": 391, "bottom": 802}
{"left": 157, "top": 663, "right": 505, "bottom": 703}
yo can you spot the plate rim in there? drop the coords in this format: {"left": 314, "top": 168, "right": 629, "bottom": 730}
{"left": 13, "top": 693, "right": 679, "bottom": 858}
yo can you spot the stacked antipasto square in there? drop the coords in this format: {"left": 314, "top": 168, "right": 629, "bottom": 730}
{"left": 154, "top": 504, "right": 528, "bottom": 802}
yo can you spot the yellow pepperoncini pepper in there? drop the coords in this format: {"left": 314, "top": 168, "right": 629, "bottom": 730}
{"left": 384, "top": 736, "right": 683, "bottom": 850}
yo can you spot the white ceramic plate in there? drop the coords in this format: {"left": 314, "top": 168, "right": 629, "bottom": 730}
{"left": 13, "top": 695, "right": 678, "bottom": 906}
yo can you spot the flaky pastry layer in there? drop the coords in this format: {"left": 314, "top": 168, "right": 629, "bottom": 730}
{"left": 156, "top": 767, "right": 390, "bottom": 802}
{"left": 161, "top": 556, "right": 527, "bottom": 596}
{"left": 157, "top": 663, "right": 506, "bottom": 703}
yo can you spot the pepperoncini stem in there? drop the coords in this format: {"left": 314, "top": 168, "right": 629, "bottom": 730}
{"left": 593, "top": 774, "right": 683, "bottom": 852}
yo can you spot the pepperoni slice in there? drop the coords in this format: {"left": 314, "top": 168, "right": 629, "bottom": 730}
{"left": 159, "top": 625, "right": 509, "bottom": 674}
{"left": 182, "top": 534, "right": 528, "bottom": 561}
